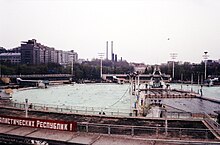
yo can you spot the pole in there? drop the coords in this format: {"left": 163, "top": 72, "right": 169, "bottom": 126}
{"left": 71, "top": 58, "right": 73, "bottom": 76}
{"left": 191, "top": 73, "right": 193, "bottom": 92}
{"left": 137, "top": 73, "right": 140, "bottom": 96}
{"left": 100, "top": 58, "right": 102, "bottom": 78}
{"left": 201, "top": 74, "right": 203, "bottom": 85}
{"left": 170, "top": 53, "right": 177, "bottom": 80}
{"left": 181, "top": 73, "right": 183, "bottom": 90}
{"left": 137, "top": 73, "right": 140, "bottom": 108}
{"left": 134, "top": 75, "right": 137, "bottom": 93}
{"left": 172, "top": 61, "right": 174, "bottom": 79}
{"left": 98, "top": 53, "right": 104, "bottom": 79}
{"left": 203, "top": 51, "right": 208, "bottom": 80}
{"left": 165, "top": 109, "right": 168, "bottom": 136}
{"left": 0, "top": 62, "right": 1, "bottom": 77}
{"left": 191, "top": 73, "right": 193, "bottom": 85}
{"left": 25, "top": 98, "right": 28, "bottom": 118}
{"left": 205, "top": 60, "right": 207, "bottom": 80}
{"left": 129, "top": 74, "right": 133, "bottom": 116}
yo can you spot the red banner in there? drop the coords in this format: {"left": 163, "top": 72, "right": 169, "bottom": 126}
{"left": 0, "top": 115, "right": 77, "bottom": 132}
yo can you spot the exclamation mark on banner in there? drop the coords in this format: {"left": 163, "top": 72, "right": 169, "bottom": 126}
{"left": 70, "top": 123, "right": 72, "bottom": 131}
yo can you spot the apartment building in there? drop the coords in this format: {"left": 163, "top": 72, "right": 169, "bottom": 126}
{"left": 20, "top": 39, "right": 78, "bottom": 65}
{"left": 0, "top": 53, "right": 21, "bottom": 64}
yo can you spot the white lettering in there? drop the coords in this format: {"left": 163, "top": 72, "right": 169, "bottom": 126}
{"left": 22, "top": 120, "right": 26, "bottom": 126}
{"left": 43, "top": 122, "right": 47, "bottom": 128}
{"left": 0, "top": 116, "right": 74, "bottom": 131}
{"left": 36, "top": 120, "right": 40, "bottom": 127}
{"left": 53, "top": 123, "right": 56, "bottom": 129}
{"left": 40, "top": 122, "right": 43, "bottom": 128}
{"left": 19, "top": 120, "right": 22, "bottom": 125}
{"left": 31, "top": 121, "right": 35, "bottom": 127}
{"left": 70, "top": 124, "right": 72, "bottom": 131}
{"left": 64, "top": 124, "right": 68, "bottom": 130}
{"left": 13, "top": 119, "right": 16, "bottom": 125}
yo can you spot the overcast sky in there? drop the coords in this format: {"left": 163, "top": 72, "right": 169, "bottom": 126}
{"left": 1, "top": 0, "right": 220, "bottom": 64}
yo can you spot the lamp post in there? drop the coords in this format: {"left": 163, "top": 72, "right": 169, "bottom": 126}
{"left": 71, "top": 57, "right": 74, "bottom": 76}
{"left": 129, "top": 73, "right": 133, "bottom": 116}
{"left": 0, "top": 65, "right": 1, "bottom": 77}
{"left": 170, "top": 53, "right": 177, "bottom": 80}
{"left": 98, "top": 53, "right": 104, "bottom": 79}
{"left": 25, "top": 98, "right": 28, "bottom": 118}
{"left": 203, "top": 51, "right": 209, "bottom": 80}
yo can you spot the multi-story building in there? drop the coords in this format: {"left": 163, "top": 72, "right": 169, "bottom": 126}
{"left": 21, "top": 39, "right": 40, "bottom": 64}
{"left": 39, "top": 46, "right": 49, "bottom": 64}
{"left": 68, "top": 50, "right": 78, "bottom": 64}
{"left": 48, "top": 47, "right": 55, "bottom": 63}
{"left": 0, "top": 53, "right": 21, "bottom": 64}
{"left": 57, "top": 50, "right": 63, "bottom": 64}
{"left": 54, "top": 50, "right": 59, "bottom": 64}
{"left": 20, "top": 39, "right": 78, "bottom": 65}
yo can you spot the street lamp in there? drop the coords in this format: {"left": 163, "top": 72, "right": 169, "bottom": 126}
{"left": 98, "top": 53, "right": 104, "bottom": 79}
{"left": 170, "top": 53, "right": 177, "bottom": 80}
{"left": 25, "top": 98, "right": 28, "bottom": 117}
{"left": 203, "top": 51, "right": 209, "bottom": 80}
{"left": 71, "top": 57, "right": 74, "bottom": 76}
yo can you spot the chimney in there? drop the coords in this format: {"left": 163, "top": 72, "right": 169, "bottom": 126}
{"left": 111, "top": 41, "right": 113, "bottom": 61}
{"left": 115, "top": 54, "right": 117, "bottom": 62}
{"left": 112, "top": 53, "right": 114, "bottom": 62}
{"left": 106, "top": 41, "right": 108, "bottom": 60}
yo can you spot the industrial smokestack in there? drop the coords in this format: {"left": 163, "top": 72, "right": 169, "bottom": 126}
{"left": 115, "top": 54, "right": 117, "bottom": 62}
{"left": 106, "top": 41, "right": 108, "bottom": 60}
{"left": 112, "top": 53, "right": 114, "bottom": 62}
{"left": 111, "top": 41, "right": 113, "bottom": 61}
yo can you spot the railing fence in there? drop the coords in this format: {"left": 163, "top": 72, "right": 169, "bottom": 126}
{"left": 77, "top": 122, "right": 218, "bottom": 140}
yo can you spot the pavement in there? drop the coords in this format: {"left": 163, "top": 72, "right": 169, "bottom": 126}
{"left": 1, "top": 124, "right": 220, "bottom": 145}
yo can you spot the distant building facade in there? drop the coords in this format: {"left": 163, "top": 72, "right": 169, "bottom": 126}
{"left": 21, "top": 39, "right": 40, "bottom": 64}
{"left": 0, "top": 53, "right": 21, "bottom": 64}
{"left": 20, "top": 39, "right": 78, "bottom": 65}
{"left": 68, "top": 50, "right": 78, "bottom": 63}
{"left": 0, "top": 47, "right": 7, "bottom": 53}
{"left": 130, "top": 63, "right": 147, "bottom": 74}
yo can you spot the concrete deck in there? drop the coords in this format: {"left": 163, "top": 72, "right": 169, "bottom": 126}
{"left": 0, "top": 124, "right": 220, "bottom": 145}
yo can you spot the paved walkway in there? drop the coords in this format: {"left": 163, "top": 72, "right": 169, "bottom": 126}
{"left": 0, "top": 124, "right": 220, "bottom": 145}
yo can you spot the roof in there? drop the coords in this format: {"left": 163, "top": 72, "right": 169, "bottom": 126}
{"left": 0, "top": 53, "right": 21, "bottom": 56}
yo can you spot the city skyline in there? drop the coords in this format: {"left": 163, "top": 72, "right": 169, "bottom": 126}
{"left": 1, "top": 0, "right": 220, "bottom": 64}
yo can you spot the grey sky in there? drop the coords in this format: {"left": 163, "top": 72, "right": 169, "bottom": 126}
{"left": 1, "top": 0, "right": 220, "bottom": 64}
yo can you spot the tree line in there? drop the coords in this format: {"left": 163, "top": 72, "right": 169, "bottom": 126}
{"left": 0, "top": 60, "right": 134, "bottom": 81}
{"left": 1, "top": 60, "right": 220, "bottom": 82}
{"left": 145, "top": 61, "right": 220, "bottom": 82}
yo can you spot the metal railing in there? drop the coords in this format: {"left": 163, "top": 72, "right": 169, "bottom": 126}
{"left": 204, "top": 112, "right": 220, "bottom": 138}
{"left": 0, "top": 101, "right": 195, "bottom": 120}
{"left": 1, "top": 102, "right": 220, "bottom": 142}
{"left": 77, "top": 122, "right": 219, "bottom": 141}
{"left": 6, "top": 102, "right": 131, "bottom": 117}
{"left": 3, "top": 101, "right": 196, "bottom": 119}
{"left": 1, "top": 74, "right": 72, "bottom": 78}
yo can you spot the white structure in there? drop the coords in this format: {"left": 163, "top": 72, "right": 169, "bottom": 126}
{"left": 170, "top": 53, "right": 177, "bottom": 79}
{"left": 130, "top": 63, "right": 147, "bottom": 74}
{"left": 98, "top": 53, "right": 104, "bottom": 78}
{"left": 203, "top": 51, "right": 209, "bottom": 80}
